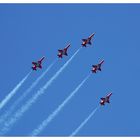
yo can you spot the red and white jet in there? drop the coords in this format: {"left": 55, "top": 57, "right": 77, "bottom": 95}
{"left": 32, "top": 56, "right": 45, "bottom": 71}
{"left": 57, "top": 44, "right": 70, "bottom": 58}
{"left": 91, "top": 60, "right": 104, "bottom": 73}
{"left": 82, "top": 33, "right": 95, "bottom": 47}
{"left": 100, "top": 93, "right": 112, "bottom": 106}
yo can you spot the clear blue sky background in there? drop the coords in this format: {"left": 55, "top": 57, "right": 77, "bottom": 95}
{"left": 0, "top": 4, "right": 140, "bottom": 136}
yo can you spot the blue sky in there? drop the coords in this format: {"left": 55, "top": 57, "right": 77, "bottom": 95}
{"left": 0, "top": 4, "right": 140, "bottom": 136}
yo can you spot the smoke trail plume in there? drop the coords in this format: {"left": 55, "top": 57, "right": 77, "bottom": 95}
{"left": 0, "top": 48, "right": 80, "bottom": 135}
{"left": 0, "top": 60, "right": 57, "bottom": 127}
{"left": 70, "top": 106, "right": 100, "bottom": 136}
{"left": 0, "top": 71, "right": 31, "bottom": 111}
{"left": 31, "top": 73, "right": 91, "bottom": 136}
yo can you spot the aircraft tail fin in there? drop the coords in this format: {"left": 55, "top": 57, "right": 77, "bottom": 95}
{"left": 92, "top": 65, "right": 97, "bottom": 68}
{"left": 82, "top": 39, "right": 87, "bottom": 41}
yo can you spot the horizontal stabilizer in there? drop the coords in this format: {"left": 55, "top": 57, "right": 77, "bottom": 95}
{"left": 92, "top": 70, "right": 96, "bottom": 73}
{"left": 32, "top": 67, "right": 37, "bottom": 70}
{"left": 92, "top": 65, "right": 97, "bottom": 68}
{"left": 58, "top": 54, "right": 63, "bottom": 58}
{"left": 82, "top": 39, "right": 87, "bottom": 41}
{"left": 58, "top": 50, "right": 63, "bottom": 52}
{"left": 32, "top": 62, "right": 37, "bottom": 65}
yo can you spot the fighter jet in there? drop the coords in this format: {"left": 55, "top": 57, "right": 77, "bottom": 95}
{"left": 91, "top": 60, "right": 104, "bottom": 73}
{"left": 32, "top": 56, "right": 45, "bottom": 71}
{"left": 82, "top": 33, "right": 95, "bottom": 47}
{"left": 100, "top": 93, "right": 112, "bottom": 106}
{"left": 57, "top": 44, "right": 70, "bottom": 58}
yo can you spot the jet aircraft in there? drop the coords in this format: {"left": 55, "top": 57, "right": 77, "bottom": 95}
{"left": 32, "top": 56, "right": 45, "bottom": 71}
{"left": 82, "top": 33, "right": 95, "bottom": 47}
{"left": 91, "top": 60, "right": 104, "bottom": 73}
{"left": 57, "top": 44, "right": 70, "bottom": 58}
{"left": 100, "top": 93, "right": 112, "bottom": 106}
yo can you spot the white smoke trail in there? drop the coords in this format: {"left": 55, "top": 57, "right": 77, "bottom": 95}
{"left": 31, "top": 73, "right": 91, "bottom": 136}
{"left": 0, "top": 59, "right": 57, "bottom": 127}
{"left": 0, "top": 48, "right": 81, "bottom": 135}
{"left": 70, "top": 106, "right": 100, "bottom": 136}
{"left": 0, "top": 71, "right": 32, "bottom": 111}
